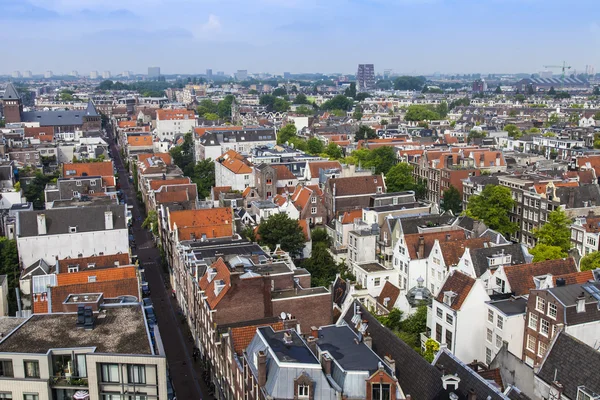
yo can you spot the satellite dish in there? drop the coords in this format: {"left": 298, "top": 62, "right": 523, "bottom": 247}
{"left": 280, "top": 312, "right": 287, "bottom": 320}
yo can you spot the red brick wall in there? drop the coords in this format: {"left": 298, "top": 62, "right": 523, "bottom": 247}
{"left": 365, "top": 370, "right": 398, "bottom": 400}
{"left": 215, "top": 276, "right": 269, "bottom": 325}
{"left": 272, "top": 293, "right": 332, "bottom": 334}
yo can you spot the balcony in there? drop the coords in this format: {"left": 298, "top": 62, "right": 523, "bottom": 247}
{"left": 50, "top": 376, "right": 89, "bottom": 388}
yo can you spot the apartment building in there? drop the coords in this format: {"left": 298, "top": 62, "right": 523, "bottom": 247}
{"left": 155, "top": 109, "right": 197, "bottom": 140}
{"left": 0, "top": 305, "right": 167, "bottom": 400}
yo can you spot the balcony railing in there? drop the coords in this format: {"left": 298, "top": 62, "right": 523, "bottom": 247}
{"left": 50, "top": 376, "right": 89, "bottom": 387}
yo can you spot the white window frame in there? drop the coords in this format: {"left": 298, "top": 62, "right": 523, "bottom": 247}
{"left": 297, "top": 384, "right": 310, "bottom": 398}
{"left": 526, "top": 334, "right": 536, "bottom": 352}
{"left": 538, "top": 341, "right": 548, "bottom": 357}
{"left": 528, "top": 313, "right": 538, "bottom": 330}
{"left": 548, "top": 303, "right": 557, "bottom": 319}
{"left": 536, "top": 297, "right": 546, "bottom": 313}
{"left": 497, "top": 315, "right": 504, "bottom": 329}
{"left": 540, "top": 318, "right": 550, "bottom": 337}
{"left": 488, "top": 309, "right": 494, "bottom": 323}
{"left": 486, "top": 328, "right": 493, "bottom": 343}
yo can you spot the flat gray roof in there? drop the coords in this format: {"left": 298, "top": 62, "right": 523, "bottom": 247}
{"left": 0, "top": 306, "right": 152, "bottom": 354}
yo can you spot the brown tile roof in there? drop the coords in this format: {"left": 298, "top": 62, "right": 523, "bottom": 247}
{"left": 194, "top": 125, "right": 243, "bottom": 137}
{"left": 308, "top": 161, "right": 341, "bottom": 178}
{"left": 168, "top": 207, "right": 233, "bottom": 240}
{"left": 149, "top": 178, "right": 191, "bottom": 191}
{"left": 156, "top": 108, "right": 195, "bottom": 120}
{"left": 577, "top": 155, "right": 600, "bottom": 177}
{"left": 221, "top": 157, "right": 252, "bottom": 174}
{"left": 327, "top": 175, "right": 385, "bottom": 196}
{"left": 503, "top": 258, "right": 578, "bottom": 296}
{"left": 404, "top": 230, "right": 466, "bottom": 260}
{"left": 291, "top": 185, "right": 321, "bottom": 210}
{"left": 24, "top": 126, "right": 54, "bottom": 142}
{"left": 62, "top": 161, "right": 115, "bottom": 187}
{"left": 138, "top": 153, "right": 172, "bottom": 165}
{"left": 436, "top": 270, "right": 476, "bottom": 311}
{"left": 439, "top": 238, "right": 488, "bottom": 266}
{"left": 341, "top": 209, "right": 363, "bottom": 224}
{"left": 57, "top": 253, "right": 130, "bottom": 274}
{"left": 127, "top": 134, "right": 153, "bottom": 147}
{"left": 230, "top": 321, "right": 284, "bottom": 355}
{"left": 272, "top": 165, "right": 296, "bottom": 180}
{"left": 118, "top": 121, "right": 137, "bottom": 128}
{"left": 553, "top": 270, "right": 594, "bottom": 286}
{"left": 48, "top": 277, "right": 139, "bottom": 313}
{"left": 155, "top": 190, "right": 190, "bottom": 204}
{"left": 198, "top": 258, "right": 232, "bottom": 309}
{"left": 378, "top": 281, "right": 401, "bottom": 309}
{"left": 212, "top": 186, "right": 232, "bottom": 200}
{"left": 56, "top": 265, "right": 137, "bottom": 286}
{"left": 478, "top": 368, "right": 504, "bottom": 391}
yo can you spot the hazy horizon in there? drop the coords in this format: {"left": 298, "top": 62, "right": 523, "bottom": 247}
{"left": 1, "top": 0, "right": 599, "bottom": 76}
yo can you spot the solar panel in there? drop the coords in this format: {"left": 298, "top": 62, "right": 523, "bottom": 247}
{"left": 583, "top": 284, "right": 600, "bottom": 302}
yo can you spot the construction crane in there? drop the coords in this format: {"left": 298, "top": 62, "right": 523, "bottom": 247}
{"left": 543, "top": 61, "right": 572, "bottom": 87}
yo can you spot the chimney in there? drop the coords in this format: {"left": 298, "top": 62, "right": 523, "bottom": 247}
{"left": 37, "top": 213, "right": 47, "bottom": 235}
{"left": 418, "top": 236, "right": 425, "bottom": 258}
{"left": 576, "top": 293, "right": 586, "bottom": 313}
{"left": 322, "top": 354, "right": 332, "bottom": 375}
{"left": 467, "top": 388, "right": 477, "bottom": 400}
{"left": 363, "top": 335, "right": 372, "bottom": 349}
{"left": 104, "top": 211, "right": 114, "bottom": 230}
{"left": 556, "top": 278, "right": 566, "bottom": 287}
{"left": 306, "top": 336, "right": 318, "bottom": 354}
{"left": 384, "top": 355, "right": 396, "bottom": 375}
{"left": 310, "top": 326, "right": 318, "bottom": 339}
{"left": 257, "top": 351, "right": 267, "bottom": 387}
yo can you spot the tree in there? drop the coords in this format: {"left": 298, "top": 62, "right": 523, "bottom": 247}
{"left": 376, "top": 80, "right": 393, "bottom": 90}
{"left": 467, "top": 130, "right": 487, "bottom": 143}
{"left": 325, "top": 143, "right": 343, "bottom": 159}
{"left": 423, "top": 338, "right": 440, "bottom": 363}
{"left": 435, "top": 101, "right": 449, "bottom": 118}
{"left": 593, "top": 112, "right": 600, "bottom": 121}
{"left": 197, "top": 99, "right": 218, "bottom": 117}
{"left": 354, "top": 125, "right": 377, "bottom": 142}
{"left": 273, "top": 98, "right": 290, "bottom": 113}
{"left": 311, "top": 228, "right": 331, "bottom": 246}
{"left": 421, "top": 84, "right": 429, "bottom": 93}
{"left": 580, "top": 252, "right": 600, "bottom": 271}
{"left": 344, "top": 83, "right": 357, "bottom": 99}
{"left": 190, "top": 159, "right": 216, "bottom": 199}
{"left": 259, "top": 94, "right": 276, "bottom": 111}
{"left": 533, "top": 209, "right": 572, "bottom": 253}
{"left": 258, "top": 213, "right": 306, "bottom": 257}
{"left": 548, "top": 86, "right": 556, "bottom": 95}
{"left": 548, "top": 113, "right": 560, "bottom": 126}
{"left": 352, "top": 107, "right": 363, "bottom": 120}
{"left": 385, "top": 163, "right": 415, "bottom": 192}
{"left": 294, "top": 93, "right": 309, "bottom": 104}
{"left": 217, "top": 95, "right": 234, "bottom": 119}
{"left": 393, "top": 76, "right": 426, "bottom": 91}
{"left": 527, "top": 84, "right": 535, "bottom": 95}
{"left": 466, "top": 185, "right": 518, "bottom": 237}
{"left": 272, "top": 87, "right": 287, "bottom": 97}
{"left": 504, "top": 124, "right": 522, "bottom": 139}
{"left": 306, "top": 137, "right": 324, "bottom": 155}
{"left": 368, "top": 146, "right": 398, "bottom": 175}
{"left": 377, "top": 308, "right": 404, "bottom": 331}
{"left": 555, "top": 91, "right": 571, "bottom": 99}
{"left": 593, "top": 86, "right": 600, "bottom": 96}
{"left": 441, "top": 185, "right": 462, "bottom": 215}
{"left": 295, "top": 105, "right": 314, "bottom": 116}
{"left": 204, "top": 113, "right": 219, "bottom": 121}
{"left": 321, "top": 95, "right": 353, "bottom": 111}
{"left": 404, "top": 105, "right": 440, "bottom": 121}
{"left": 529, "top": 244, "right": 566, "bottom": 262}
{"left": 0, "top": 238, "right": 19, "bottom": 314}
{"left": 24, "top": 171, "right": 59, "bottom": 209}
{"left": 277, "top": 124, "right": 297, "bottom": 144}
{"left": 568, "top": 112, "right": 580, "bottom": 126}
{"left": 495, "top": 86, "right": 502, "bottom": 94}
{"left": 449, "top": 97, "right": 470, "bottom": 110}
{"left": 515, "top": 94, "right": 526, "bottom": 102}
{"left": 355, "top": 92, "right": 370, "bottom": 101}
{"left": 142, "top": 210, "right": 159, "bottom": 236}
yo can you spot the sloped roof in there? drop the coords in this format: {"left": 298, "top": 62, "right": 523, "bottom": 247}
{"left": 327, "top": 175, "right": 385, "bottom": 196}
{"left": 56, "top": 265, "right": 136, "bottom": 286}
{"left": 149, "top": 177, "right": 191, "bottom": 191}
{"left": 168, "top": 207, "right": 233, "bottom": 240}
{"left": 404, "top": 230, "right": 466, "bottom": 260}
{"left": 156, "top": 108, "right": 195, "bottom": 120}
{"left": 138, "top": 153, "right": 172, "bottom": 165}
{"left": 198, "top": 258, "right": 232, "bottom": 309}
{"left": 504, "top": 258, "right": 577, "bottom": 296}
{"left": 62, "top": 161, "right": 115, "bottom": 187}
{"left": 272, "top": 165, "right": 296, "bottom": 180}
{"left": 230, "top": 321, "right": 284, "bottom": 355}
{"left": 155, "top": 190, "right": 190, "bottom": 204}
{"left": 439, "top": 238, "right": 488, "bottom": 267}
{"left": 308, "top": 161, "right": 341, "bottom": 178}
{"left": 378, "top": 281, "right": 400, "bottom": 309}
{"left": 57, "top": 253, "right": 130, "bottom": 274}
{"left": 2, "top": 82, "right": 20, "bottom": 100}
{"left": 221, "top": 157, "right": 252, "bottom": 174}
{"left": 553, "top": 270, "right": 594, "bottom": 286}
{"left": 341, "top": 209, "right": 363, "bottom": 224}
{"left": 127, "top": 134, "right": 153, "bottom": 146}
{"left": 470, "top": 243, "right": 531, "bottom": 278}
{"left": 24, "top": 127, "right": 54, "bottom": 142}
{"left": 538, "top": 332, "right": 600, "bottom": 400}
{"left": 436, "top": 270, "right": 476, "bottom": 311}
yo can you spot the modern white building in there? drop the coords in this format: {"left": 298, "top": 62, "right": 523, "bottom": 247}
{"left": 155, "top": 109, "right": 197, "bottom": 141}
{"left": 0, "top": 305, "right": 168, "bottom": 400}
{"left": 16, "top": 204, "right": 129, "bottom": 268}
{"left": 483, "top": 297, "right": 527, "bottom": 365}
{"left": 214, "top": 150, "right": 253, "bottom": 191}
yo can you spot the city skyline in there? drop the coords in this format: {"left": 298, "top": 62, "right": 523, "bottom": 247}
{"left": 1, "top": 0, "right": 599, "bottom": 75}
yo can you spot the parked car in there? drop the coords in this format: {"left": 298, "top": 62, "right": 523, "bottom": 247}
{"left": 142, "top": 282, "right": 150, "bottom": 297}
{"left": 143, "top": 297, "right": 153, "bottom": 307}
{"left": 144, "top": 306, "right": 157, "bottom": 326}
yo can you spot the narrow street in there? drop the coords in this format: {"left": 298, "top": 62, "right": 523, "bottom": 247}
{"left": 107, "top": 125, "right": 214, "bottom": 400}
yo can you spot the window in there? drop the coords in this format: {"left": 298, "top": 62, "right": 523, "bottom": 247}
{"left": 436, "top": 324, "right": 442, "bottom": 342}
{"left": 127, "top": 365, "right": 146, "bottom": 384}
{"left": 24, "top": 361, "right": 39, "bottom": 378}
{"left": 69, "top": 226, "right": 77, "bottom": 233}
{"left": 68, "top": 266, "right": 79, "bottom": 273}
{"left": 76, "top": 180, "right": 82, "bottom": 186}
{"left": 311, "top": 197, "right": 316, "bottom": 204}
{"left": 552, "top": 324, "right": 558, "bottom": 338}
{"left": 446, "top": 330, "right": 453, "bottom": 351}
{"left": 72, "top": 191, "right": 79, "bottom": 197}
{"left": 486, "top": 347, "right": 492, "bottom": 364}
{"left": 0, "top": 360, "right": 13, "bottom": 377}
{"left": 0, "top": 393, "right": 11, "bottom": 399}
{"left": 102, "top": 394, "right": 121, "bottom": 400}
{"left": 128, "top": 396, "right": 147, "bottom": 400}
{"left": 548, "top": 303, "right": 557, "bottom": 319}
{"left": 90, "top": 180, "right": 96, "bottom": 186}
{"left": 486, "top": 328, "right": 493, "bottom": 343}
{"left": 541, "top": 319, "right": 550, "bottom": 336}
{"left": 496, "top": 334, "right": 503, "bottom": 348}
{"left": 23, "top": 395, "right": 38, "bottom": 400}
{"left": 526, "top": 335, "right": 536, "bottom": 352}
{"left": 88, "top": 276, "right": 96, "bottom": 283}
{"left": 436, "top": 307, "right": 443, "bottom": 318}
{"left": 374, "top": 278, "right": 381, "bottom": 287}
{"left": 528, "top": 313, "right": 538, "bottom": 330}
{"left": 536, "top": 297, "right": 546, "bottom": 312}
{"left": 538, "top": 341, "right": 548, "bottom": 357}
{"left": 488, "top": 309, "right": 494, "bottom": 323}
{"left": 298, "top": 384, "right": 310, "bottom": 398}
{"left": 101, "top": 363, "right": 119, "bottom": 383}
{"left": 311, "top": 207, "right": 317, "bottom": 215}
{"left": 497, "top": 315, "right": 504, "bottom": 330}
{"left": 446, "top": 313, "right": 454, "bottom": 325}
{"left": 372, "top": 383, "right": 391, "bottom": 400}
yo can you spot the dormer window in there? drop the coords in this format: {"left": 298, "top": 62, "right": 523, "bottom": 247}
{"left": 298, "top": 384, "right": 310, "bottom": 398}
{"left": 68, "top": 266, "right": 79, "bottom": 273}
{"left": 377, "top": 186, "right": 383, "bottom": 194}
{"left": 69, "top": 226, "right": 77, "bottom": 233}
{"left": 214, "top": 279, "right": 226, "bottom": 297}
{"left": 443, "top": 291, "right": 456, "bottom": 306}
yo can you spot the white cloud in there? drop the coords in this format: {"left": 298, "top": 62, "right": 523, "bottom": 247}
{"left": 200, "top": 14, "right": 222, "bottom": 33}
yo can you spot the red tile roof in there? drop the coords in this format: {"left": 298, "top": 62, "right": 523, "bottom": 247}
{"left": 341, "top": 209, "right": 363, "bottom": 224}
{"left": 378, "top": 281, "right": 401, "bottom": 309}
{"left": 62, "top": 161, "right": 115, "bottom": 187}
{"left": 552, "top": 270, "right": 594, "bottom": 286}
{"left": 57, "top": 253, "right": 130, "bottom": 274}
{"left": 212, "top": 186, "right": 232, "bottom": 200}
{"left": 404, "top": 230, "right": 466, "bottom": 260}
{"left": 308, "top": 161, "right": 342, "bottom": 178}
{"left": 436, "top": 270, "right": 476, "bottom": 311}
{"left": 138, "top": 153, "right": 172, "bottom": 165}
{"left": 156, "top": 108, "right": 195, "bottom": 120}
{"left": 272, "top": 165, "right": 296, "bottom": 180}
{"left": 57, "top": 265, "right": 137, "bottom": 286}
{"left": 230, "top": 321, "right": 284, "bottom": 355}
{"left": 327, "top": 175, "right": 385, "bottom": 196}
{"left": 127, "top": 134, "right": 153, "bottom": 147}
{"left": 198, "top": 258, "right": 232, "bottom": 309}
{"left": 503, "top": 258, "right": 577, "bottom": 296}
{"left": 439, "top": 238, "right": 489, "bottom": 266}
{"left": 149, "top": 178, "right": 191, "bottom": 191}
{"left": 24, "top": 126, "right": 54, "bottom": 142}
{"left": 155, "top": 190, "right": 190, "bottom": 204}
{"left": 168, "top": 208, "right": 233, "bottom": 240}
{"left": 221, "top": 157, "right": 252, "bottom": 174}
{"left": 194, "top": 126, "right": 243, "bottom": 137}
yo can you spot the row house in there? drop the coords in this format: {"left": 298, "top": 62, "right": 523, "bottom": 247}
{"left": 44, "top": 175, "right": 106, "bottom": 207}
{"left": 155, "top": 108, "right": 197, "bottom": 140}
{"left": 484, "top": 296, "right": 528, "bottom": 365}
{"left": 523, "top": 279, "right": 600, "bottom": 367}
{"left": 126, "top": 133, "right": 154, "bottom": 157}
{"left": 62, "top": 161, "right": 117, "bottom": 192}
{"left": 215, "top": 150, "right": 254, "bottom": 191}
{"left": 142, "top": 177, "right": 192, "bottom": 210}
{"left": 570, "top": 213, "right": 600, "bottom": 256}
{"left": 323, "top": 175, "right": 386, "bottom": 223}
{"left": 147, "top": 179, "right": 198, "bottom": 213}
{"left": 135, "top": 156, "right": 184, "bottom": 196}
{"left": 195, "top": 128, "right": 276, "bottom": 162}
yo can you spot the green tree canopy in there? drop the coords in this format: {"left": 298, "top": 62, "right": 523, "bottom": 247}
{"left": 449, "top": 97, "right": 470, "bottom": 110}
{"left": 593, "top": 86, "right": 600, "bottom": 96}
{"left": 0, "top": 238, "right": 19, "bottom": 314}
{"left": 258, "top": 213, "right": 306, "bottom": 257}
{"left": 580, "top": 251, "right": 600, "bottom": 271}
{"left": 441, "top": 185, "right": 462, "bottom": 215}
{"left": 504, "top": 124, "right": 522, "bottom": 139}
{"left": 325, "top": 143, "right": 343, "bottom": 159}
{"left": 295, "top": 105, "right": 314, "bottom": 116}
{"left": 467, "top": 130, "right": 487, "bottom": 143}
{"left": 495, "top": 86, "right": 502, "bottom": 94}
{"left": 344, "top": 83, "right": 357, "bottom": 99}
{"left": 273, "top": 97, "right": 291, "bottom": 113}
{"left": 277, "top": 123, "right": 297, "bottom": 144}
{"left": 293, "top": 93, "right": 309, "bottom": 104}
{"left": 272, "top": 87, "right": 287, "bottom": 97}
{"left": 204, "top": 113, "right": 219, "bottom": 121}
{"left": 466, "top": 185, "right": 517, "bottom": 237}
{"left": 355, "top": 92, "right": 370, "bottom": 101}
{"left": 352, "top": 146, "right": 397, "bottom": 175}
{"left": 197, "top": 99, "right": 218, "bottom": 117}
{"left": 533, "top": 209, "right": 572, "bottom": 253}
{"left": 217, "top": 95, "right": 235, "bottom": 119}
{"left": 354, "top": 125, "right": 377, "bottom": 142}
{"left": 393, "top": 76, "right": 426, "bottom": 91}
{"left": 529, "top": 244, "right": 566, "bottom": 262}
{"left": 142, "top": 210, "right": 159, "bottom": 236}
{"left": 548, "top": 86, "right": 556, "bottom": 95}
{"left": 306, "top": 137, "right": 324, "bottom": 155}
{"left": 352, "top": 107, "right": 363, "bottom": 121}
{"left": 321, "top": 95, "right": 353, "bottom": 111}
{"left": 404, "top": 105, "right": 440, "bottom": 121}
{"left": 385, "top": 162, "right": 415, "bottom": 192}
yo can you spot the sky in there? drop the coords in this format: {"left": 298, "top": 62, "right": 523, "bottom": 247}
{"left": 1, "top": 0, "right": 599, "bottom": 76}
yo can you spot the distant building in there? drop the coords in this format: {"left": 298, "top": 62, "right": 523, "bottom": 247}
{"left": 22, "top": 70, "right": 32, "bottom": 78}
{"left": 89, "top": 70, "right": 98, "bottom": 79}
{"left": 472, "top": 79, "right": 487, "bottom": 92}
{"left": 44, "top": 71, "right": 53, "bottom": 79}
{"left": 122, "top": 70, "right": 132, "bottom": 78}
{"left": 101, "top": 71, "right": 111, "bottom": 79}
{"left": 539, "top": 70, "right": 553, "bottom": 79}
{"left": 11, "top": 71, "right": 21, "bottom": 78}
{"left": 516, "top": 77, "right": 589, "bottom": 91}
{"left": 235, "top": 70, "right": 248, "bottom": 81}
{"left": 283, "top": 71, "right": 291, "bottom": 79}
{"left": 206, "top": 68, "right": 212, "bottom": 79}
{"left": 148, "top": 66, "right": 161, "bottom": 79}
{"left": 356, "top": 64, "right": 375, "bottom": 91}
{"left": 217, "top": 71, "right": 225, "bottom": 76}
{"left": 70, "top": 70, "right": 78, "bottom": 77}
